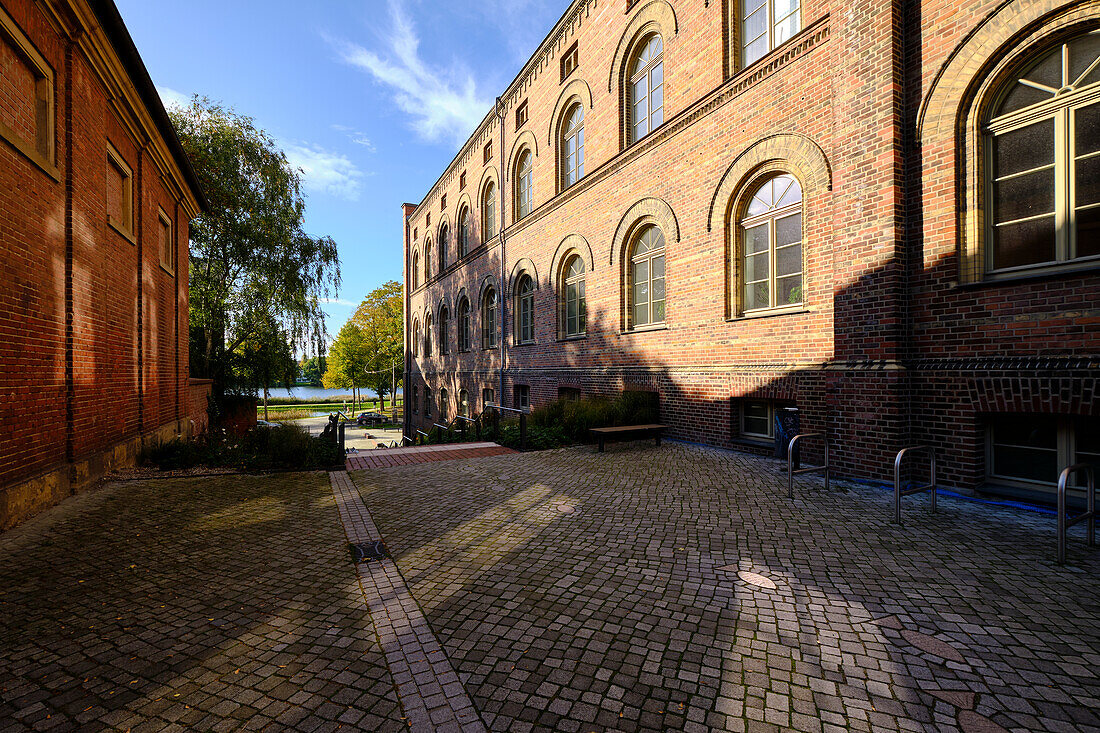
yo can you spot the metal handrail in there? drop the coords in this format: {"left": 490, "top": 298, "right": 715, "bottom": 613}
{"left": 454, "top": 415, "right": 476, "bottom": 423}
{"left": 432, "top": 422, "right": 450, "bottom": 432}
{"left": 787, "top": 433, "right": 829, "bottom": 499}
{"left": 894, "top": 446, "right": 937, "bottom": 525}
{"left": 485, "top": 403, "right": 525, "bottom": 414}
{"left": 1057, "top": 463, "right": 1096, "bottom": 565}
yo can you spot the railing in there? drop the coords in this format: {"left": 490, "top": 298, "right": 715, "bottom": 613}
{"left": 486, "top": 403, "right": 528, "bottom": 451}
{"left": 455, "top": 414, "right": 479, "bottom": 440}
{"left": 415, "top": 429, "right": 429, "bottom": 445}
{"left": 1057, "top": 463, "right": 1096, "bottom": 565}
{"left": 893, "top": 446, "right": 937, "bottom": 525}
{"left": 787, "top": 433, "right": 829, "bottom": 499}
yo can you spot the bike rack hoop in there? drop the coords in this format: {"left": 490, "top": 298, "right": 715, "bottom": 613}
{"left": 893, "top": 445, "right": 937, "bottom": 525}
{"left": 1057, "top": 463, "right": 1096, "bottom": 565}
{"left": 787, "top": 432, "right": 830, "bottom": 499}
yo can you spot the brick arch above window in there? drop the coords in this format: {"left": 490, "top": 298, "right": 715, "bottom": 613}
{"left": 607, "top": 0, "right": 679, "bottom": 94}
{"left": 548, "top": 79, "right": 594, "bottom": 146}
{"left": 706, "top": 133, "right": 831, "bottom": 233}
{"left": 609, "top": 197, "right": 680, "bottom": 266}
{"left": 435, "top": 294, "right": 452, "bottom": 319}
{"left": 916, "top": 0, "right": 1100, "bottom": 283}
{"left": 551, "top": 234, "right": 596, "bottom": 290}
{"left": 508, "top": 258, "right": 541, "bottom": 296}
{"left": 476, "top": 274, "right": 499, "bottom": 306}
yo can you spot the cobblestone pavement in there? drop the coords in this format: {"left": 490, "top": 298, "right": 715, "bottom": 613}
{"left": 0, "top": 473, "right": 406, "bottom": 732}
{"left": 351, "top": 442, "right": 1100, "bottom": 733}
{"left": 346, "top": 443, "right": 515, "bottom": 471}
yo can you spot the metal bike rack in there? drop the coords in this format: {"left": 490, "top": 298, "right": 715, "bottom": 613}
{"left": 787, "top": 433, "right": 829, "bottom": 499}
{"left": 1057, "top": 463, "right": 1096, "bottom": 565}
{"left": 893, "top": 446, "right": 937, "bottom": 525}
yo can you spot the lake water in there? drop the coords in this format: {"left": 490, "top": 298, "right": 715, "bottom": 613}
{"left": 265, "top": 386, "right": 401, "bottom": 401}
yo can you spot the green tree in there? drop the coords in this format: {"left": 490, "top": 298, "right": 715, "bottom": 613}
{"left": 298, "top": 356, "right": 323, "bottom": 386}
{"left": 170, "top": 96, "right": 340, "bottom": 397}
{"left": 351, "top": 281, "right": 404, "bottom": 411}
{"left": 232, "top": 313, "right": 297, "bottom": 420}
{"left": 322, "top": 321, "right": 369, "bottom": 408}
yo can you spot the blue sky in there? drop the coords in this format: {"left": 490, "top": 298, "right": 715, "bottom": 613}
{"left": 115, "top": 0, "right": 565, "bottom": 343}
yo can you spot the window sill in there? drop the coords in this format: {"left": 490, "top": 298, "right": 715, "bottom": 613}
{"left": 955, "top": 261, "right": 1100, "bottom": 290}
{"left": 159, "top": 261, "right": 176, "bottom": 277}
{"left": 108, "top": 217, "right": 136, "bottom": 245}
{"left": 513, "top": 340, "right": 536, "bottom": 348}
{"left": 730, "top": 306, "right": 809, "bottom": 322}
{"left": 557, "top": 334, "right": 587, "bottom": 342}
{"left": 624, "top": 324, "right": 667, "bottom": 335}
{"left": 0, "top": 121, "right": 60, "bottom": 182}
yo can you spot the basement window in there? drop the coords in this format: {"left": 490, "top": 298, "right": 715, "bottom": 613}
{"left": 987, "top": 414, "right": 1099, "bottom": 493}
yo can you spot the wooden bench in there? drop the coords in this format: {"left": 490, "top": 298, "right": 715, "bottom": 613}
{"left": 590, "top": 424, "right": 667, "bottom": 452}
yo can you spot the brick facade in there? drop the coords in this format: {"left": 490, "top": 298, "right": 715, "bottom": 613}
{"left": 0, "top": 0, "right": 206, "bottom": 529}
{"left": 402, "top": 0, "right": 1099, "bottom": 501}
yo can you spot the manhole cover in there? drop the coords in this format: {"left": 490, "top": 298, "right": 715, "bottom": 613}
{"left": 349, "top": 541, "right": 391, "bottom": 564}
{"left": 556, "top": 504, "right": 576, "bottom": 514}
{"left": 735, "top": 570, "right": 777, "bottom": 590}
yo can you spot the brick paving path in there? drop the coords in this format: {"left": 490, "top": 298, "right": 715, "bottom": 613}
{"left": 330, "top": 472, "right": 485, "bottom": 732}
{"left": 346, "top": 443, "right": 515, "bottom": 471}
{"left": 350, "top": 442, "right": 1100, "bottom": 733}
{"left": 0, "top": 473, "right": 406, "bottom": 732}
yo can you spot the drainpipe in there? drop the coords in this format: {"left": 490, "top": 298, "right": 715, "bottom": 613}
{"left": 496, "top": 97, "right": 507, "bottom": 405}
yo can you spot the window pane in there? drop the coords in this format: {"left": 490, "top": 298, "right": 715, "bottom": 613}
{"left": 744, "top": 36, "right": 769, "bottom": 66}
{"left": 745, "top": 280, "right": 769, "bottom": 311}
{"left": 743, "top": 402, "right": 770, "bottom": 436}
{"left": 774, "top": 0, "right": 799, "bottom": 21}
{"left": 745, "top": 251, "right": 769, "bottom": 282}
{"left": 1077, "top": 206, "right": 1100, "bottom": 257}
{"left": 1069, "top": 33, "right": 1100, "bottom": 85}
{"left": 652, "top": 299, "right": 665, "bottom": 322}
{"left": 634, "top": 303, "right": 648, "bottom": 326}
{"left": 633, "top": 260, "right": 648, "bottom": 284}
{"left": 992, "top": 216, "right": 1056, "bottom": 269}
{"left": 777, "top": 274, "right": 803, "bottom": 305}
{"left": 745, "top": 224, "right": 769, "bottom": 254}
{"left": 1076, "top": 155, "right": 1100, "bottom": 209}
{"left": 744, "top": 5, "right": 767, "bottom": 43}
{"left": 995, "top": 414, "right": 1058, "bottom": 449}
{"left": 776, "top": 242, "right": 802, "bottom": 277}
{"left": 1076, "top": 102, "right": 1100, "bottom": 160}
{"left": 652, "top": 255, "right": 665, "bottom": 278}
{"left": 651, "top": 85, "right": 664, "bottom": 124}
{"left": 992, "top": 168, "right": 1056, "bottom": 223}
{"left": 652, "top": 276, "right": 665, "bottom": 301}
{"left": 1022, "top": 48, "right": 1063, "bottom": 90}
{"left": 743, "top": 0, "right": 766, "bottom": 17}
{"left": 776, "top": 212, "right": 801, "bottom": 245}
{"left": 774, "top": 11, "right": 800, "bottom": 45}
{"left": 992, "top": 446, "right": 1059, "bottom": 483}
{"left": 993, "top": 121, "right": 1055, "bottom": 178}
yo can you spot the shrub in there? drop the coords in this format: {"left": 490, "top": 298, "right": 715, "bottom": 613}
{"left": 140, "top": 424, "right": 343, "bottom": 472}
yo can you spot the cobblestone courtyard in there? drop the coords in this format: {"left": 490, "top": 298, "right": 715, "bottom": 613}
{"left": 1, "top": 442, "right": 1098, "bottom": 732}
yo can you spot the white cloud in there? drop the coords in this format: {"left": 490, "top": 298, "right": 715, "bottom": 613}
{"left": 156, "top": 85, "right": 190, "bottom": 110}
{"left": 332, "top": 124, "right": 377, "bottom": 152}
{"left": 333, "top": 0, "right": 493, "bottom": 147}
{"left": 320, "top": 297, "right": 356, "bottom": 307}
{"left": 284, "top": 143, "right": 365, "bottom": 201}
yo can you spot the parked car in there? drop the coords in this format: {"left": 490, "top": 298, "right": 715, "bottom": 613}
{"left": 256, "top": 419, "right": 280, "bottom": 429}
{"left": 356, "top": 411, "right": 386, "bottom": 427}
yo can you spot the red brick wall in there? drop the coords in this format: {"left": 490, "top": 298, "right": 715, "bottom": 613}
{"left": 0, "top": 0, "right": 199, "bottom": 528}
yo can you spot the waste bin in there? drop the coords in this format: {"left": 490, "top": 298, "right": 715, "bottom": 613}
{"left": 774, "top": 407, "right": 800, "bottom": 465}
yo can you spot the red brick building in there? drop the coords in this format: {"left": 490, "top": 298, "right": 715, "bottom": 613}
{"left": 0, "top": 0, "right": 207, "bottom": 529}
{"left": 403, "top": 0, "right": 1099, "bottom": 502}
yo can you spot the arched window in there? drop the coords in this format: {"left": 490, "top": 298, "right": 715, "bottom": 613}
{"left": 515, "top": 150, "right": 533, "bottom": 220}
{"left": 629, "top": 225, "right": 666, "bottom": 328}
{"left": 424, "top": 239, "right": 433, "bottom": 283}
{"left": 425, "top": 388, "right": 432, "bottom": 419}
{"left": 439, "top": 387, "right": 448, "bottom": 421}
{"left": 458, "top": 208, "right": 470, "bottom": 258}
{"left": 459, "top": 388, "right": 469, "bottom": 417}
{"left": 630, "top": 34, "right": 664, "bottom": 144}
{"left": 438, "top": 224, "right": 448, "bottom": 272}
{"left": 412, "top": 250, "right": 420, "bottom": 289}
{"left": 562, "top": 254, "right": 586, "bottom": 337}
{"left": 985, "top": 30, "right": 1100, "bottom": 273}
{"left": 457, "top": 297, "right": 471, "bottom": 352}
{"left": 439, "top": 306, "right": 450, "bottom": 355}
{"left": 481, "top": 287, "right": 498, "bottom": 348}
{"left": 739, "top": 174, "right": 803, "bottom": 312}
{"left": 742, "top": 0, "right": 801, "bottom": 68}
{"left": 425, "top": 314, "right": 433, "bottom": 357}
{"left": 515, "top": 274, "right": 535, "bottom": 344}
{"left": 561, "top": 104, "right": 585, "bottom": 190}
{"left": 412, "top": 319, "right": 420, "bottom": 357}
{"left": 483, "top": 181, "right": 497, "bottom": 240}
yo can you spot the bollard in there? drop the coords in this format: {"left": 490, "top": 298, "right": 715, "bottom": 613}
{"left": 338, "top": 421, "right": 345, "bottom": 454}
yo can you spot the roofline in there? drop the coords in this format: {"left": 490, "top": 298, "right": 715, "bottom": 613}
{"left": 408, "top": 0, "right": 589, "bottom": 221}
{"left": 89, "top": 0, "right": 209, "bottom": 212}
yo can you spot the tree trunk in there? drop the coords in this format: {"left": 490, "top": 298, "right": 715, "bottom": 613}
{"left": 263, "top": 387, "right": 269, "bottom": 421}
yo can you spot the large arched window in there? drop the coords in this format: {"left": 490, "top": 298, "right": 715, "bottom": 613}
{"left": 515, "top": 274, "right": 535, "bottom": 344}
{"left": 630, "top": 34, "right": 664, "bottom": 144}
{"left": 438, "top": 223, "right": 448, "bottom": 272}
{"left": 458, "top": 207, "right": 470, "bottom": 258}
{"left": 629, "top": 226, "right": 666, "bottom": 328}
{"left": 739, "top": 173, "right": 803, "bottom": 312}
{"left": 985, "top": 30, "right": 1100, "bottom": 273}
{"left": 515, "top": 149, "right": 533, "bottom": 220}
{"left": 482, "top": 181, "right": 497, "bottom": 240}
{"left": 424, "top": 314, "right": 433, "bottom": 357}
{"left": 424, "top": 239, "right": 433, "bottom": 283}
{"left": 412, "top": 250, "right": 420, "bottom": 289}
{"left": 561, "top": 104, "right": 585, "bottom": 190}
{"left": 561, "top": 254, "right": 586, "bottom": 338}
{"left": 412, "top": 319, "right": 420, "bottom": 358}
{"left": 481, "top": 287, "right": 498, "bottom": 348}
{"left": 439, "top": 306, "right": 450, "bottom": 355}
{"left": 742, "top": 0, "right": 801, "bottom": 68}
{"left": 457, "top": 297, "right": 471, "bottom": 352}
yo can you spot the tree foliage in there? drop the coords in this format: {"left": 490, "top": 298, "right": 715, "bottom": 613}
{"left": 298, "top": 356, "right": 323, "bottom": 386}
{"left": 351, "top": 280, "right": 404, "bottom": 408}
{"left": 170, "top": 96, "right": 340, "bottom": 396}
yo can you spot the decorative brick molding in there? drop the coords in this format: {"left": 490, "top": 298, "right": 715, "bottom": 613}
{"left": 609, "top": 196, "right": 681, "bottom": 266}
{"left": 507, "top": 257, "right": 540, "bottom": 295}
{"left": 707, "top": 133, "right": 832, "bottom": 233}
{"left": 607, "top": 0, "right": 678, "bottom": 94}
{"left": 967, "top": 376, "right": 1098, "bottom": 416}
{"left": 918, "top": 0, "right": 1100, "bottom": 283}
{"left": 551, "top": 233, "right": 596, "bottom": 290}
